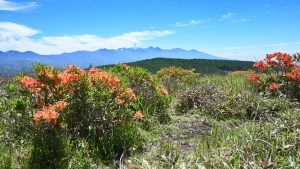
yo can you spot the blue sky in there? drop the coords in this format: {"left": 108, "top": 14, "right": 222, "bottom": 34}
{"left": 0, "top": 0, "right": 300, "bottom": 60}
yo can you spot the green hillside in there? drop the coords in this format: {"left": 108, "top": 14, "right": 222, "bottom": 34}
{"left": 102, "top": 58, "right": 255, "bottom": 74}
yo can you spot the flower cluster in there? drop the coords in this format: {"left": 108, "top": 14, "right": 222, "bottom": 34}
{"left": 117, "top": 88, "right": 137, "bottom": 105}
{"left": 133, "top": 111, "right": 143, "bottom": 119}
{"left": 157, "top": 85, "right": 169, "bottom": 96}
{"left": 248, "top": 73, "right": 260, "bottom": 82}
{"left": 285, "top": 67, "right": 300, "bottom": 81}
{"left": 249, "top": 52, "right": 300, "bottom": 98}
{"left": 33, "top": 100, "right": 66, "bottom": 126}
{"left": 20, "top": 76, "right": 43, "bottom": 94}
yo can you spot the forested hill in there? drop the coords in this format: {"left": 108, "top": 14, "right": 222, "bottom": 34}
{"left": 112, "top": 58, "right": 255, "bottom": 74}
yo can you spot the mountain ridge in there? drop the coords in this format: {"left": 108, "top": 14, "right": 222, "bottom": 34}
{"left": 0, "top": 47, "right": 223, "bottom": 76}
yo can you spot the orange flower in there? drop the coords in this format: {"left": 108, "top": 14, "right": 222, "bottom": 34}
{"left": 89, "top": 67, "right": 97, "bottom": 74}
{"left": 108, "top": 77, "right": 120, "bottom": 87}
{"left": 20, "top": 76, "right": 38, "bottom": 88}
{"left": 147, "top": 76, "right": 154, "bottom": 83}
{"left": 285, "top": 73, "right": 297, "bottom": 81}
{"left": 58, "top": 72, "right": 71, "bottom": 86}
{"left": 269, "top": 83, "right": 279, "bottom": 90}
{"left": 54, "top": 100, "right": 66, "bottom": 112}
{"left": 117, "top": 99, "right": 126, "bottom": 105}
{"left": 33, "top": 105, "right": 59, "bottom": 125}
{"left": 284, "top": 68, "right": 300, "bottom": 81}
{"left": 125, "top": 88, "right": 136, "bottom": 101}
{"left": 158, "top": 85, "right": 168, "bottom": 96}
{"left": 80, "top": 70, "right": 86, "bottom": 77}
{"left": 248, "top": 73, "right": 260, "bottom": 82}
{"left": 46, "top": 71, "right": 55, "bottom": 80}
{"left": 89, "top": 70, "right": 109, "bottom": 81}
{"left": 66, "top": 65, "right": 78, "bottom": 72}
{"left": 293, "top": 67, "right": 300, "bottom": 75}
{"left": 253, "top": 60, "right": 268, "bottom": 72}
{"left": 133, "top": 111, "right": 144, "bottom": 119}
{"left": 58, "top": 72, "right": 80, "bottom": 86}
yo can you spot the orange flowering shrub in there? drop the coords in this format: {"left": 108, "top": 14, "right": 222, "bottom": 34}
{"left": 156, "top": 66, "right": 200, "bottom": 93}
{"left": 249, "top": 52, "right": 300, "bottom": 99}
{"left": 110, "top": 64, "right": 171, "bottom": 124}
{"left": 18, "top": 63, "right": 145, "bottom": 163}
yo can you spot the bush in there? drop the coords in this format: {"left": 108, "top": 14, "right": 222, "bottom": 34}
{"left": 175, "top": 76, "right": 293, "bottom": 120}
{"left": 28, "top": 124, "right": 68, "bottom": 169}
{"left": 175, "top": 82, "right": 252, "bottom": 119}
{"left": 14, "top": 63, "right": 147, "bottom": 164}
{"left": 156, "top": 66, "right": 200, "bottom": 93}
{"left": 249, "top": 52, "right": 300, "bottom": 100}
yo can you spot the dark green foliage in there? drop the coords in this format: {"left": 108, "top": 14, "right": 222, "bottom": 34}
{"left": 108, "top": 58, "right": 255, "bottom": 74}
{"left": 28, "top": 125, "right": 68, "bottom": 169}
{"left": 94, "top": 122, "right": 145, "bottom": 163}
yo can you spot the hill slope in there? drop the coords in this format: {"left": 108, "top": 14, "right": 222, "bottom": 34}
{"left": 102, "top": 58, "right": 255, "bottom": 74}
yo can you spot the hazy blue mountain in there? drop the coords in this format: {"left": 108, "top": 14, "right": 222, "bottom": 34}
{"left": 0, "top": 47, "right": 222, "bottom": 76}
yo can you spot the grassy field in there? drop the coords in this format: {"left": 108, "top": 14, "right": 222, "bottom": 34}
{"left": 0, "top": 63, "right": 299, "bottom": 168}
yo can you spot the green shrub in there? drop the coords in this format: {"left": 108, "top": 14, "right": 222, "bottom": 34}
{"left": 175, "top": 75, "right": 293, "bottom": 120}
{"left": 175, "top": 82, "right": 253, "bottom": 119}
{"left": 28, "top": 124, "right": 68, "bottom": 169}
{"left": 156, "top": 66, "right": 200, "bottom": 93}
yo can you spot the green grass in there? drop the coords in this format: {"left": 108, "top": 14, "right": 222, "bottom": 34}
{"left": 195, "top": 109, "right": 300, "bottom": 168}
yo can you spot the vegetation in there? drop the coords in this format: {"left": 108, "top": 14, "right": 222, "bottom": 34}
{"left": 1, "top": 57, "right": 255, "bottom": 77}
{"left": 120, "top": 57, "right": 255, "bottom": 74}
{"left": 0, "top": 52, "right": 299, "bottom": 168}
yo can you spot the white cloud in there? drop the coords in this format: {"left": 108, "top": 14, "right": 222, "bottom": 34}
{"left": 204, "top": 42, "right": 300, "bottom": 61}
{"left": 0, "top": 22, "right": 39, "bottom": 37}
{"left": 219, "top": 13, "right": 254, "bottom": 23}
{"left": 220, "top": 12, "right": 235, "bottom": 20}
{"left": 0, "top": 22, "right": 174, "bottom": 54}
{"left": 0, "top": 0, "right": 38, "bottom": 11}
{"left": 175, "top": 19, "right": 204, "bottom": 27}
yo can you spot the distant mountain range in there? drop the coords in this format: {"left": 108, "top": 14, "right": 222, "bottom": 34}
{"left": 0, "top": 47, "right": 222, "bottom": 76}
